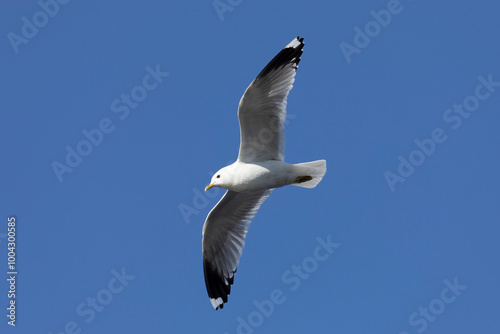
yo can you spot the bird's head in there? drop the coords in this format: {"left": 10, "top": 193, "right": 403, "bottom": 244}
{"left": 205, "top": 166, "right": 232, "bottom": 191}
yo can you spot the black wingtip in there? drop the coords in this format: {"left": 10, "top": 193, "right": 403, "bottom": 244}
{"left": 256, "top": 36, "right": 305, "bottom": 80}
{"left": 203, "top": 257, "right": 236, "bottom": 310}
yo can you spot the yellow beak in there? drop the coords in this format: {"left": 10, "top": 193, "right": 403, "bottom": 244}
{"left": 205, "top": 184, "right": 214, "bottom": 191}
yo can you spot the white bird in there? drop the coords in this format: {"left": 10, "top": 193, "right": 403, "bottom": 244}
{"left": 202, "top": 36, "right": 326, "bottom": 310}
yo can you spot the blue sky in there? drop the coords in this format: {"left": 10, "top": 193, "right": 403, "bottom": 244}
{"left": 1, "top": 0, "right": 499, "bottom": 333}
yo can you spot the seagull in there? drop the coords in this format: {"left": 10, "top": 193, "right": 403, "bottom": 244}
{"left": 202, "top": 36, "right": 326, "bottom": 310}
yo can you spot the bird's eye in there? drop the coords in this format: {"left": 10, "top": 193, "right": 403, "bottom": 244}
{"left": 216, "top": 175, "right": 220, "bottom": 178}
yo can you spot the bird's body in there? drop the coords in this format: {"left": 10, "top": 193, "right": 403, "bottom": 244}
{"left": 201, "top": 36, "right": 327, "bottom": 310}
{"left": 214, "top": 160, "right": 295, "bottom": 192}
{"left": 208, "top": 160, "right": 324, "bottom": 192}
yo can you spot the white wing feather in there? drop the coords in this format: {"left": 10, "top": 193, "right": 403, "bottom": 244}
{"left": 202, "top": 190, "right": 272, "bottom": 309}
{"left": 237, "top": 37, "right": 304, "bottom": 162}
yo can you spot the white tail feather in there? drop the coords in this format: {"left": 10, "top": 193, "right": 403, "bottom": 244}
{"left": 291, "top": 159, "right": 327, "bottom": 188}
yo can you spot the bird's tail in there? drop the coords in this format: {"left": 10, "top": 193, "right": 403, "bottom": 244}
{"left": 290, "top": 159, "right": 327, "bottom": 188}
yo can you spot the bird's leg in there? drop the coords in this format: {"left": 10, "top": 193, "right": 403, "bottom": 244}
{"left": 295, "top": 175, "right": 313, "bottom": 183}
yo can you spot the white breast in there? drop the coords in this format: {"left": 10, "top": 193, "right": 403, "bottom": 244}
{"left": 230, "top": 160, "right": 295, "bottom": 192}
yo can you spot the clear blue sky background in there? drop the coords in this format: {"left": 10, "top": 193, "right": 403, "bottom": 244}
{"left": 1, "top": 1, "right": 499, "bottom": 333}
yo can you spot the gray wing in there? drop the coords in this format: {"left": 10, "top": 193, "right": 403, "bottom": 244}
{"left": 237, "top": 37, "right": 304, "bottom": 162}
{"left": 202, "top": 189, "right": 272, "bottom": 310}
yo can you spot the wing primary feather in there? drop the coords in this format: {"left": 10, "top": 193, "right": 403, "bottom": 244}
{"left": 255, "top": 36, "right": 304, "bottom": 80}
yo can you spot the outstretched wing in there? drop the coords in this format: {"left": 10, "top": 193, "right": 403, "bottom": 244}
{"left": 237, "top": 36, "right": 305, "bottom": 163}
{"left": 202, "top": 189, "right": 272, "bottom": 310}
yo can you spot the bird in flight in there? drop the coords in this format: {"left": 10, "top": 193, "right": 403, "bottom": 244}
{"left": 202, "top": 36, "right": 326, "bottom": 310}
